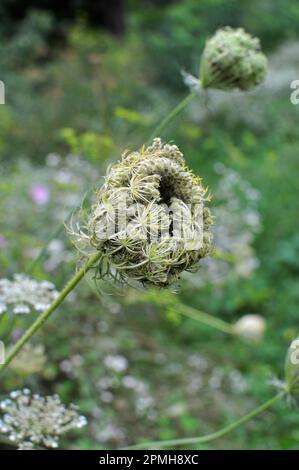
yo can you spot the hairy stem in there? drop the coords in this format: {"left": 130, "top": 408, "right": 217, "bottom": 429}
{"left": 0, "top": 252, "right": 101, "bottom": 374}
{"left": 147, "top": 91, "right": 196, "bottom": 144}
{"left": 124, "top": 392, "right": 284, "bottom": 449}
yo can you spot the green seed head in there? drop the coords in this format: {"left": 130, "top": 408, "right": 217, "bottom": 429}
{"left": 200, "top": 27, "right": 267, "bottom": 91}
{"left": 82, "top": 138, "right": 213, "bottom": 287}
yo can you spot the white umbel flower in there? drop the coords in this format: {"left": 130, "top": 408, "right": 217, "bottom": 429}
{"left": 0, "top": 274, "right": 59, "bottom": 315}
{"left": 0, "top": 389, "right": 87, "bottom": 449}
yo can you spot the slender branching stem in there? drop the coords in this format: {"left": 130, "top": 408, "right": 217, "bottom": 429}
{"left": 124, "top": 392, "right": 284, "bottom": 449}
{"left": 0, "top": 252, "right": 101, "bottom": 374}
{"left": 177, "top": 302, "right": 235, "bottom": 335}
{"left": 147, "top": 91, "right": 197, "bottom": 144}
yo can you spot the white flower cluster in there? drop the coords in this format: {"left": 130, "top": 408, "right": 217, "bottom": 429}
{"left": 104, "top": 354, "right": 129, "bottom": 373}
{"left": 0, "top": 274, "right": 59, "bottom": 314}
{"left": 0, "top": 389, "right": 87, "bottom": 449}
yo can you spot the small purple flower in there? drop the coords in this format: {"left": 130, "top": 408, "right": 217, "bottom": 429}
{"left": 30, "top": 185, "right": 50, "bottom": 206}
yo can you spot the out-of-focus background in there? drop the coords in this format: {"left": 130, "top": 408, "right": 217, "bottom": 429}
{"left": 1, "top": 0, "right": 299, "bottom": 449}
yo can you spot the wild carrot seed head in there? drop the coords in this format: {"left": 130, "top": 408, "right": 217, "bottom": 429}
{"left": 76, "top": 139, "right": 213, "bottom": 287}
{"left": 200, "top": 27, "right": 267, "bottom": 91}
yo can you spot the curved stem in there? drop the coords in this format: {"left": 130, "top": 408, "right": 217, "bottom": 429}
{"left": 0, "top": 252, "right": 101, "bottom": 375}
{"left": 177, "top": 302, "right": 235, "bottom": 335}
{"left": 124, "top": 392, "right": 284, "bottom": 450}
{"left": 147, "top": 91, "right": 196, "bottom": 144}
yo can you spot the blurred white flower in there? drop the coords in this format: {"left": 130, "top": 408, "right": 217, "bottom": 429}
{"left": 0, "top": 389, "right": 87, "bottom": 450}
{"left": 46, "top": 153, "right": 61, "bottom": 168}
{"left": 104, "top": 354, "right": 128, "bottom": 373}
{"left": 44, "top": 239, "right": 72, "bottom": 272}
{"left": 95, "top": 423, "right": 125, "bottom": 443}
{"left": 10, "top": 344, "right": 47, "bottom": 376}
{"left": 228, "top": 370, "right": 248, "bottom": 393}
{"left": 185, "top": 164, "right": 261, "bottom": 287}
{"left": 100, "top": 391, "right": 114, "bottom": 403}
{"left": 0, "top": 274, "right": 59, "bottom": 315}
{"left": 234, "top": 314, "right": 266, "bottom": 342}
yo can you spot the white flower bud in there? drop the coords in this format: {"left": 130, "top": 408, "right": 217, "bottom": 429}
{"left": 234, "top": 314, "right": 266, "bottom": 342}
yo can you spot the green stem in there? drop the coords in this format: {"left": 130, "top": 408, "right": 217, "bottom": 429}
{"left": 177, "top": 302, "right": 235, "bottom": 335}
{"left": 124, "top": 392, "right": 284, "bottom": 450}
{"left": 147, "top": 91, "right": 196, "bottom": 144}
{"left": 0, "top": 252, "right": 101, "bottom": 374}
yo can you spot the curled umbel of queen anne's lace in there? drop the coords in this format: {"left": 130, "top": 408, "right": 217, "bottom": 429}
{"left": 77, "top": 138, "right": 213, "bottom": 287}
{"left": 200, "top": 27, "right": 267, "bottom": 91}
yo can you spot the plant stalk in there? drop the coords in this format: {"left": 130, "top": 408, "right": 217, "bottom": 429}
{"left": 0, "top": 252, "right": 101, "bottom": 374}
{"left": 177, "top": 302, "right": 235, "bottom": 335}
{"left": 124, "top": 392, "right": 284, "bottom": 449}
{"left": 147, "top": 91, "right": 196, "bottom": 144}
